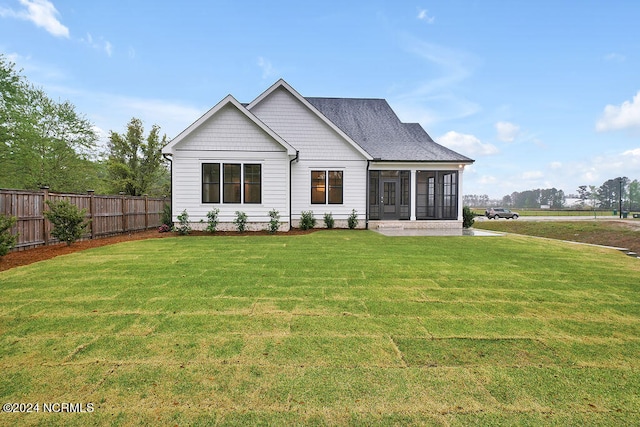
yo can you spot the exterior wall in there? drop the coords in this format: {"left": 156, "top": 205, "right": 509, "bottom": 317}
{"left": 250, "top": 86, "right": 369, "bottom": 228}
{"left": 172, "top": 150, "right": 290, "bottom": 225}
{"left": 290, "top": 159, "right": 368, "bottom": 228}
{"left": 171, "top": 104, "right": 291, "bottom": 226}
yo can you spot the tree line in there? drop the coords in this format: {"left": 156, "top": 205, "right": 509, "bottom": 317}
{"left": 465, "top": 177, "right": 640, "bottom": 211}
{"left": 0, "top": 55, "right": 169, "bottom": 196}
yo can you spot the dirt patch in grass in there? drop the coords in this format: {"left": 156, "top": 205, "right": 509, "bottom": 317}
{"left": 0, "top": 228, "right": 318, "bottom": 272}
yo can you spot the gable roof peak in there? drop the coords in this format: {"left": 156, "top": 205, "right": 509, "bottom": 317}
{"left": 162, "top": 93, "right": 296, "bottom": 155}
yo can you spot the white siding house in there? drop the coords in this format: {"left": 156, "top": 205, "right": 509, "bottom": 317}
{"left": 162, "top": 80, "right": 474, "bottom": 231}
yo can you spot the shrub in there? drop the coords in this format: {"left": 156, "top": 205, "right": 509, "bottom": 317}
{"left": 234, "top": 211, "right": 248, "bottom": 233}
{"left": 463, "top": 206, "right": 475, "bottom": 229}
{"left": 206, "top": 208, "right": 220, "bottom": 233}
{"left": 0, "top": 214, "right": 18, "bottom": 257}
{"left": 323, "top": 212, "right": 334, "bottom": 229}
{"left": 158, "top": 224, "right": 172, "bottom": 233}
{"left": 44, "top": 200, "right": 91, "bottom": 246}
{"left": 268, "top": 209, "right": 280, "bottom": 234}
{"left": 347, "top": 209, "right": 358, "bottom": 229}
{"left": 299, "top": 211, "right": 316, "bottom": 230}
{"left": 175, "top": 210, "right": 191, "bottom": 235}
{"left": 161, "top": 203, "right": 172, "bottom": 228}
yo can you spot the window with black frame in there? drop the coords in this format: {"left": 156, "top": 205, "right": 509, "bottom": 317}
{"left": 311, "top": 170, "right": 343, "bottom": 204}
{"left": 202, "top": 163, "right": 220, "bottom": 203}
{"left": 244, "top": 164, "right": 261, "bottom": 204}
{"left": 223, "top": 164, "right": 241, "bottom": 203}
{"left": 203, "top": 163, "right": 262, "bottom": 204}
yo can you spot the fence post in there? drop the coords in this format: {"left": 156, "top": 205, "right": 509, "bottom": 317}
{"left": 119, "top": 192, "right": 127, "bottom": 233}
{"left": 41, "top": 186, "right": 49, "bottom": 246}
{"left": 87, "top": 190, "right": 95, "bottom": 239}
{"left": 143, "top": 194, "right": 149, "bottom": 229}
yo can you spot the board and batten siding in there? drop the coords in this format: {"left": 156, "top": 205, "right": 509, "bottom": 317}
{"left": 170, "top": 104, "right": 291, "bottom": 227}
{"left": 250, "top": 87, "right": 365, "bottom": 162}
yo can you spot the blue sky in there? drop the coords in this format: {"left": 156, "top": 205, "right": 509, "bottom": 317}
{"left": 1, "top": 0, "right": 639, "bottom": 199}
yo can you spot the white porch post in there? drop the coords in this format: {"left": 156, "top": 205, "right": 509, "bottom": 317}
{"left": 410, "top": 169, "right": 417, "bottom": 221}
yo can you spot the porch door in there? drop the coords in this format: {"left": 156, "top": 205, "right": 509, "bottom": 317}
{"left": 382, "top": 178, "right": 399, "bottom": 219}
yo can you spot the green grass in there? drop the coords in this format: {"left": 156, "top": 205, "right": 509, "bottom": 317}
{"left": 1, "top": 231, "right": 640, "bottom": 425}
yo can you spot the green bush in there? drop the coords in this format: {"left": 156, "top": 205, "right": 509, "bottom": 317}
{"left": 206, "top": 208, "right": 220, "bottom": 233}
{"left": 268, "top": 209, "right": 280, "bottom": 234}
{"left": 463, "top": 206, "right": 475, "bottom": 229}
{"left": 44, "top": 200, "right": 91, "bottom": 246}
{"left": 176, "top": 210, "right": 191, "bottom": 235}
{"left": 234, "top": 211, "right": 248, "bottom": 233}
{"left": 0, "top": 214, "right": 18, "bottom": 257}
{"left": 161, "top": 203, "right": 172, "bottom": 228}
{"left": 299, "top": 211, "right": 316, "bottom": 230}
{"left": 347, "top": 209, "right": 358, "bottom": 229}
{"left": 323, "top": 212, "right": 334, "bottom": 229}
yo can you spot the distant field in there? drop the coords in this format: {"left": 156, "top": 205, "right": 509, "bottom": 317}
{"left": 472, "top": 208, "right": 614, "bottom": 217}
{"left": 474, "top": 219, "right": 640, "bottom": 255}
{"left": 1, "top": 231, "right": 639, "bottom": 425}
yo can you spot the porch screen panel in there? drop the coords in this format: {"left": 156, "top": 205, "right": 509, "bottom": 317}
{"left": 369, "top": 171, "right": 380, "bottom": 220}
{"left": 400, "top": 170, "right": 410, "bottom": 219}
{"left": 244, "top": 164, "right": 261, "bottom": 204}
{"left": 441, "top": 172, "right": 457, "bottom": 219}
{"left": 416, "top": 171, "right": 436, "bottom": 219}
{"left": 202, "top": 163, "right": 220, "bottom": 203}
{"left": 223, "top": 164, "right": 241, "bottom": 203}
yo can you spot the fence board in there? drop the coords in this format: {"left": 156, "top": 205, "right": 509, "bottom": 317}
{"left": 0, "top": 188, "right": 169, "bottom": 252}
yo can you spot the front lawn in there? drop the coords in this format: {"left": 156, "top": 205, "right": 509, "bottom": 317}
{"left": 1, "top": 231, "right": 639, "bottom": 425}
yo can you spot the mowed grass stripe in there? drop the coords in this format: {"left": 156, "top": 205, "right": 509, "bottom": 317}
{"left": 1, "top": 230, "right": 639, "bottom": 425}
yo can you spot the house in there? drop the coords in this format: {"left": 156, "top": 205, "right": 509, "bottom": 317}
{"left": 162, "top": 80, "right": 474, "bottom": 231}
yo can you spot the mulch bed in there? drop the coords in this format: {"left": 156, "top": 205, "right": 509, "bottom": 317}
{"left": 0, "top": 228, "right": 318, "bottom": 272}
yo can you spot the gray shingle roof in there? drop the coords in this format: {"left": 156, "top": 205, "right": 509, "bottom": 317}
{"left": 306, "top": 97, "right": 473, "bottom": 162}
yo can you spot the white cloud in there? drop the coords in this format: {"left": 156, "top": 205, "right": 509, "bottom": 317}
{"left": 495, "top": 121, "right": 520, "bottom": 142}
{"left": 623, "top": 148, "right": 640, "bottom": 157}
{"left": 417, "top": 9, "right": 435, "bottom": 24}
{"left": 392, "top": 37, "right": 480, "bottom": 126}
{"left": 81, "top": 33, "right": 113, "bottom": 56}
{"left": 521, "top": 170, "right": 544, "bottom": 180}
{"left": 257, "top": 57, "right": 276, "bottom": 80}
{"left": 596, "top": 91, "right": 640, "bottom": 131}
{"left": 604, "top": 52, "right": 625, "bottom": 62}
{"left": 550, "top": 161, "right": 562, "bottom": 169}
{"left": 438, "top": 131, "right": 499, "bottom": 156}
{"left": 0, "top": 0, "right": 69, "bottom": 38}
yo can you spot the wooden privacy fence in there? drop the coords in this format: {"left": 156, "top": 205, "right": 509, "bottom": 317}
{"left": 0, "top": 188, "right": 169, "bottom": 251}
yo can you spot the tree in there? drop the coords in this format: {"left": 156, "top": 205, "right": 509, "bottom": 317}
{"left": 629, "top": 180, "right": 640, "bottom": 211}
{"left": 0, "top": 214, "right": 18, "bottom": 257}
{"left": 0, "top": 54, "right": 100, "bottom": 192}
{"left": 576, "top": 185, "right": 590, "bottom": 208}
{"left": 44, "top": 200, "right": 91, "bottom": 246}
{"left": 597, "top": 177, "right": 628, "bottom": 210}
{"left": 107, "top": 118, "right": 169, "bottom": 196}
